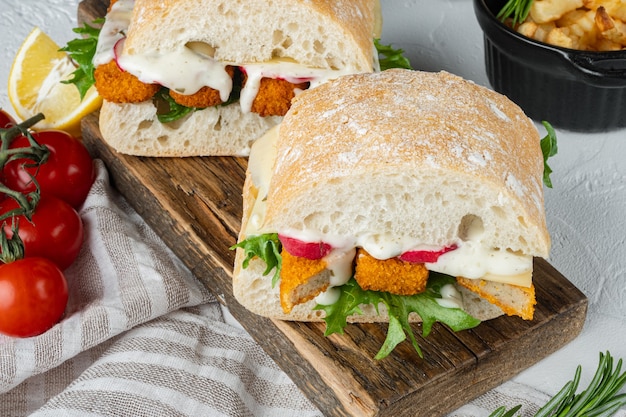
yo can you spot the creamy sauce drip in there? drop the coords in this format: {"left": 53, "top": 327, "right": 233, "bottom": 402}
{"left": 435, "top": 284, "right": 464, "bottom": 309}
{"left": 314, "top": 248, "right": 356, "bottom": 305}
{"left": 427, "top": 242, "right": 531, "bottom": 280}
{"left": 245, "top": 126, "right": 279, "bottom": 236}
{"left": 117, "top": 46, "right": 234, "bottom": 102}
{"left": 277, "top": 225, "right": 533, "bottom": 284}
{"left": 245, "top": 123, "right": 534, "bottom": 289}
{"left": 326, "top": 248, "right": 357, "bottom": 287}
{"left": 93, "top": 0, "right": 134, "bottom": 67}
{"left": 240, "top": 62, "right": 362, "bottom": 114}
{"left": 93, "top": 1, "right": 371, "bottom": 112}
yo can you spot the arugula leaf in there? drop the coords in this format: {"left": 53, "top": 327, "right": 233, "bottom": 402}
{"left": 375, "top": 39, "right": 413, "bottom": 71}
{"left": 156, "top": 81, "right": 242, "bottom": 123}
{"left": 315, "top": 274, "right": 481, "bottom": 360}
{"left": 540, "top": 121, "right": 558, "bottom": 188}
{"left": 60, "top": 20, "right": 103, "bottom": 100}
{"left": 230, "top": 233, "right": 282, "bottom": 287}
{"left": 313, "top": 279, "right": 373, "bottom": 337}
{"left": 234, "top": 234, "right": 481, "bottom": 360}
{"left": 155, "top": 89, "right": 197, "bottom": 124}
{"left": 497, "top": 0, "right": 534, "bottom": 26}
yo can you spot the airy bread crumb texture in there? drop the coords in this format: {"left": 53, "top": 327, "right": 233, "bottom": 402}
{"left": 99, "top": 101, "right": 281, "bottom": 156}
{"left": 266, "top": 69, "right": 550, "bottom": 258}
{"left": 125, "top": 0, "right": 376, "bottom": 72}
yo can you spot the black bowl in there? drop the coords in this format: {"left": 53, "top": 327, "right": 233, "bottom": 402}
{"left": 474, "top": 0, "right": 626, "bottom": 132}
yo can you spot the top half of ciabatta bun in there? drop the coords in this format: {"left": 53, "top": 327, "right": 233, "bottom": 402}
{"left": 255, "top": 69, "right": 550, "bottom": 260}
{"left": 123, "top": 0, "right": 379, "bottom": 73}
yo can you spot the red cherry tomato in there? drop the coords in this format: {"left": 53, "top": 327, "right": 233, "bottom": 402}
{"left": 0, "top": 109, "right": 17, "bottom": 128}
{"left": 278, "top": 235, "right": 332, "bottom": 260}
{"left": 0, "top": 195, "right": 84, "bottom": 270}
{"left": 3, "top": 130, "right": 95, "bottom": 209}
{"left": 399, "top": 245, "right": 458, "bottom": 264}
{"left": 0, "top": 257, "right": 68, "bottom": 338}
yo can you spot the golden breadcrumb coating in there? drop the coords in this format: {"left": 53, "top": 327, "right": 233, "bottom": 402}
{"left": 354, "top": 249, "right": 429, "bottom": 296}
{"left": 456, "top": 277, "right": 536, "bottom": 320}
{"left": 169, "top": 86, "right": 223, "bottom": 108}
{"left": 94, "top": 60, "right": 160, "bottom": 103}
{"left": 169, "top": 66, "right": 236, "bottom": 108}
{"left": 245, "top": 75, "right": 309, "bottom": 117}
{"left": 279, "top": 250, "right": 329, "bottom": 314}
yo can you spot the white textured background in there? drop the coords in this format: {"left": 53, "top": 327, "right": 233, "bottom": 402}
{"left": 379, "top": 2, "right": 626, "bottom": 394}
{"left": 1, "top": 0, "right": 626, "bottom": 403}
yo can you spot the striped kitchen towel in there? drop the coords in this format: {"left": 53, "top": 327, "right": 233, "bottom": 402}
{"left": 0, "top": 159, "right": 321, "bottom": 416}
{"left": 0, "top": 160, "right": 213, "bottom": 391}
{"left": 1, "top": 304, "right": 323, "bottom": 417}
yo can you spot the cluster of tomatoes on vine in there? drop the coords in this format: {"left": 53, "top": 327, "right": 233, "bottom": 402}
{"left": 0, "top": 109, "right": 95, "bottom": 338}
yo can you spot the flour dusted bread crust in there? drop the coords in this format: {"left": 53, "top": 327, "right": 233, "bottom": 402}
{"left": 266, "top": 69, "right": 550, "bottom": 257}
{"left": 233, "top": 69, "right": 550, "bottom": 323}
{"left": 98, "top": 0, "right": 379, "bottom": 157}
{"left": 125, "top": 0, "right": 378, "bottom": 72}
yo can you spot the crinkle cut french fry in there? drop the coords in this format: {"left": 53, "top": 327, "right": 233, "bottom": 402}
{"left": 596, "top": 5, "right": 617, "bottom": 29}
{"left": 557, "top": 8, "right": 590, "bottom": 27}
{"left": 563, "top": 10, "right": 598, "bottom": 48}
{"left": 534, "top": 21, "right": 558, "bottom": 41}
{"left": 595, "top": 36, "right": 625, "bottom": 48}
{"left": 613, "top": 18, "right": 626, "bottom": 44}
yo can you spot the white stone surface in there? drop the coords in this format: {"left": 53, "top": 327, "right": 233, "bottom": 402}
{"left": 1, "top": 0, "right": 625, "bottom": 405}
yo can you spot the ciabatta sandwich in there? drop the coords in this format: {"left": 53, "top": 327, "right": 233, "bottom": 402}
{"left": 232, "top": 69, "right": 552, "bottom": 358}
{"left": 91, "top": 0, "right": 380, "bottom": 156}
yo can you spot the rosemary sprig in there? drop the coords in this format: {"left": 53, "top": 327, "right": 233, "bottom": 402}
{"left": 496, "top": 0, "right": 534, "bottom": 26}
{"left": 489, "top": 351, "right": 626, "bottom": 417}
{"left": 489, "top": 405, "right": 523, "bottom": 417}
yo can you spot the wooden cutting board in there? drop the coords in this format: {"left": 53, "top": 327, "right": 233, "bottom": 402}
{"left": 77, "top": 2, "right": 588, "bottom": 416}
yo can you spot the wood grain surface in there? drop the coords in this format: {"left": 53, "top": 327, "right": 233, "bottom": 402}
{"left": 77, "top": 2, "right": 588, "bottom": 416}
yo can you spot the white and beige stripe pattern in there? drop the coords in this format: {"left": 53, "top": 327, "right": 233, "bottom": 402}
{"left": 2, "top": 305, "right": 323, "bottom": 417}
{"left": 1, "top": 160, "right": 211, "bottom": 393}
{"left": 0, "top": 160, "right": 321, "bottom": 416}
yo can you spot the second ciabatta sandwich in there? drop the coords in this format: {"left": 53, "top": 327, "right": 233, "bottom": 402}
{"left": 232, "top": 69, "right": 553, "bottom": 358}
{"left": 92, "top": 0, "right": 380, "bottom": 156}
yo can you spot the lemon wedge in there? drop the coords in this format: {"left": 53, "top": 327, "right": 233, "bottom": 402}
{"left": 8, "top": 27, "right": 102, "bottom": 137}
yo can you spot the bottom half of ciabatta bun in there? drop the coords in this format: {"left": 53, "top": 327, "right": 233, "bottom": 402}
{"left": 99, "top": 100, "right": 281, "bottom": 157}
